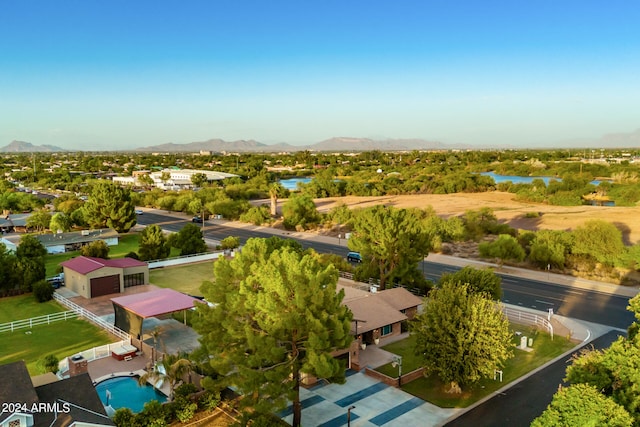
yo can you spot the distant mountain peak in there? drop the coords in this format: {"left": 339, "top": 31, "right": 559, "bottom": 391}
{"left": 0, "top": 140, "right": 66, "bottom": 152}
{"left": 133, "top": 137, "right": 461, "bottom": 153}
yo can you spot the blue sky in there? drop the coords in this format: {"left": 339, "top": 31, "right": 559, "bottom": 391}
{"left": 1, "top": 1, "right": 639, "bottom": 150}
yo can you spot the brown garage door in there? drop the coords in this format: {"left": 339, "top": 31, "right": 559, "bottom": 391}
{"left": 90, "top": 275, "right": 120, "bottom": 297}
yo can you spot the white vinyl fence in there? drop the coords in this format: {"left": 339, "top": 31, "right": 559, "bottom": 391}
{"left": 0, "top": 311, "right": 79, "bottom": 333}
{"left": 147, "top": 250, "right": 230, "bottom": 269}
{"left": 57, "top": 339, "right": 130, "bottom": 376}
{"left": 502, "top": 306, "right": 554, "bottom": 339}
{"left": 53, "top": 293, "right": 130, "bottom": 341}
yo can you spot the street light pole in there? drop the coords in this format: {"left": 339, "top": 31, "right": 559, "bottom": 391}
{"left": 347, "top": 405, "right": 355, "bottom": 427}
{"left": 392, "top": 355, "right": 403, "bottom": 387}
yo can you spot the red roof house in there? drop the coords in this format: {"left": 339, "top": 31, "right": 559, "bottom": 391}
{"left": 60, "top": 256, "right": 149, "bottom": 299}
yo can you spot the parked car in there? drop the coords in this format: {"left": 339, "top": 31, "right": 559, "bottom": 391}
{"left": 135, "top": 209, "right": 143, "bottom": 215}
{"left": 192, "top": 215, "right": 204, "bottom": 223}
{"left": 347, "top": 252, "right": 362, "bottom": 263}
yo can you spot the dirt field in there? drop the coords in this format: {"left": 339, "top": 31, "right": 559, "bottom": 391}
{"left": 313, "top": 191, "right": 640, "bottom": 245}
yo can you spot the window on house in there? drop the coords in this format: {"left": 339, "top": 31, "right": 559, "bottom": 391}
{"left": 124, "top": 272, "right": 145, "bottom": 288}
{"left": 10, "top": 419, "right": 21, "bottom": 427}
{"left": 381, "top": 324, "right": 392, "bottom": 336}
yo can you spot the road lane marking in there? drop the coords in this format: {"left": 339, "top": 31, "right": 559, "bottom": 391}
{"left": 535, "top": 300, "right": 554, "bottom": 305}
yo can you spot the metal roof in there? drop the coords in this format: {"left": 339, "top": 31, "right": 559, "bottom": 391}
{"left": 61, "top": 256, "right": 147, "bottom": 274}
{"left": 111, "top": 288, "right": 199, "bottom": 318}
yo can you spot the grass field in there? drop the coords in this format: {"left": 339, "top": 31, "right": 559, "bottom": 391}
{"left": 0, "top": 319, "right": 115, "bottom": 375}
{"left": 0, "top": 294, "right": 65, "bottom": 323}
{"left": 149, "top": 261, "right": 215, "bottom": 296}
{"left": 376, "top": 325, "right": 576, "bottom": 408}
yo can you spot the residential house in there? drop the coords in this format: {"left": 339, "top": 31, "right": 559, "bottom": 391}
{"left": 0, "top": 361, "right": 114, "bottom": 427}
{"left": 34, "top": 229, "right": 119, "bottom": 254}
{"left": 60, "top": 256, "right": 149, "bottom": 299}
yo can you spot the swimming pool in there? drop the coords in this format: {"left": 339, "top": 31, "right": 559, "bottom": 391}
{"left": 95, "top": 376, "right": 167, "bottom": 413}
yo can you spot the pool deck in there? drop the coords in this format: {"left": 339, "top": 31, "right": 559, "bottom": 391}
{"left": 88, "top": 355, "right": 172, "bottom": 397}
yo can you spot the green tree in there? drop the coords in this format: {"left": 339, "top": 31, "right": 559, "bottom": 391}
{"left": 83, "top": 181, "right": 137, "bottom": 232}
{"left": 348, "top": 206, "right": 433, "bottom": 290}
{"left": 137, "top": 173, "right": 154, "bottom": 188}
{"left": 138, "top": 353, "right": 193, "bottom": 401}
{"left": 16, "top": 235, "right": 47, "bottom": 291}
{"left": 572, "top": 220, "right": 625, "bottom": 266}
{"left": 562, "top": 294, "right": 640, "bottom": 423}
{"left": 49, "top": 212, "right": 73, "bottom": 233}
{"left": 112, "top": 408, "right": 138, "bottom": 427}
{"left": 439, "top": 266, "right": 502, "bottom": 300}
{"left": 37, "top": 354, "right": 60, "bottom": 374}
{"left": 478, "top": 234, "right": 526, "bottom": 265}
{"left": 26, "top": 209, "right": 52, "bottom": 232}
{"left": 70, "top": 208, "right": 88, "bottom": 228}
{"left": 33, "top": 279, "right": 55, "bottom": 302}
{"left": 281, "top": 194, "right": 321, "bottom": 230}
{"left": 528, "top": 230, "right": 572, "bottom": 269}
{"left": 54, "top": 197, "right": 84, "bottom": 215}
{"left": 412, "top": 282, "right": 513, "bottom": 393}
{"left": 220, "top": 236, "right": 240, "bottom": 250}
{"left": 190, "top": 172, "right": 208, "bottom": 188}
{"left": 193, "top": 237, "right": 352, "bottom": 427}
{"left": 531, "top": 384, "right": 632, "bottom": 427}
{"left": 269, "top": 182, "right": 287, "bottom": 216}
{"left": 138, "top": 224, "right": 170, "bottom": 261}
{"left": 169, "top": 223, "right": 207, "bottom": 256}
{"left": 80, "top": 240, "right": 110, "bottom": 259}
{"left": 0, "top": 243, "right": 19, "bottom": 292}
{"left": 240, "top": 205, "right": 271, "bottom": 225}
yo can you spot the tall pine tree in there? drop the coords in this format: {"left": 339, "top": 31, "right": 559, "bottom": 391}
{"left": 194, "top": 237, "right": 352, "bottom": 427}
{"left": 83, "top": 181, "right": 136, "bottom": 233}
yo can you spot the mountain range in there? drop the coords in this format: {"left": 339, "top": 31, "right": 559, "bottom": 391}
{"left": 2, "top": 129, "right": 639, "bottom": 153}
{"left": 0, "top": 140, "right": 67, "bottom": 153}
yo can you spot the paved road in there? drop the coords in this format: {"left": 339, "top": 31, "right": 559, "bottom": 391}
{"left": 137, "top": 211, "right": 635, "bottom": 330}
{"left": 136, "top": 210, "right": 634, "bottom": 425}
{"left": 443, "top": 330, "right": 624, "bottom": 427}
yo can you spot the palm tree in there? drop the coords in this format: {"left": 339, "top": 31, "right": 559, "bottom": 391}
{"left": 269, "top": 183, "right": 285, "bottom": 217}
{"left": 138, "top": 353, "right": 194, "bottom": 401}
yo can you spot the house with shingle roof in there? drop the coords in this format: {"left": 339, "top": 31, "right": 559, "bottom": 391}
{"left": 339, "top": 285, "right": 422, "bottom": 347}
{"left": 34, "top": 228, "right": 119, "bottom": 254}
{"left": 0, "top": 361, "right": 114, "bottom": 427}
{"left": 60, "top": 256, "right": 148, "bottom": 299}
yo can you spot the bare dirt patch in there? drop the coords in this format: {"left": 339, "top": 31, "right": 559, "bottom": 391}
{"left": 313, "top": 191, "right": 640, "bottom": 245}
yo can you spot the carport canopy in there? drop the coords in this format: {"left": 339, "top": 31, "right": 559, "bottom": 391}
{"left": 111, "top": 288, "right": 200, "bottom": 338}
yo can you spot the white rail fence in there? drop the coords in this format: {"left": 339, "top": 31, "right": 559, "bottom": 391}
{"left": 502, "top": 306, "right": 554, "bottom": 339}
{"left": 147, "top": 250, "right": 231, "bottom": 269}
{"left": 0, "top": 311, "right": 79, "bottom": 333}
{"left": 53, "top": 293, "right": 130, "bottom": 341}
{"left": 57, "top": 339, "right": 130, "bottom": 376}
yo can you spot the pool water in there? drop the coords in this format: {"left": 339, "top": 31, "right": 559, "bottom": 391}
{"left": 95, "top": 376, "right": 167, "bottom": 413}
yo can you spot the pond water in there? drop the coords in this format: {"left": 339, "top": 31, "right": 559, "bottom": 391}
{"left": 279, "top": 177, "right": 312, "bottom": 190}
{"left": 481, "top": 171, "right": 602, "bottom": 186}
{"left": 95, "top": 376, "right": 167, "bottom": 413}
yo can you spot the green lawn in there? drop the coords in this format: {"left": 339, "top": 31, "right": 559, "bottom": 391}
{"left": 0, "top": 294, "right": 65, "bottom": 323}
{"left": 376, "top": 325, "right": 576, "bottom": 408}
{"left": 0, "top": 319, "right": 115, "bottom": 375}
{"left": 149, "top": 261, "right": 214, "bottom": 296}
{"left": 45, "top": 233, "right": 180, "bottom": 276}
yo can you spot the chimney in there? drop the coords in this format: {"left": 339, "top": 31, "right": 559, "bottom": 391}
{"left": 68, "top": 354, "right": 88, "bottom": 377}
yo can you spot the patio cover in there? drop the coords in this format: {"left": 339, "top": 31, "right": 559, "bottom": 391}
{"left": 111, "top": 288, "right": 199, "bottom": 338}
